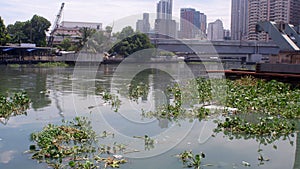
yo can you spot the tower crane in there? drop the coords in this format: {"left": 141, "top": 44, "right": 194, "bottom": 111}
{"left": 47, "top": 2, "right": 65, "bottom": 47}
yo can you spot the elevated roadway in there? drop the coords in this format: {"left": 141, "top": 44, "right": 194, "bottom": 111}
{"left": 151, "top": 39, "right": 280, "bottom": 62}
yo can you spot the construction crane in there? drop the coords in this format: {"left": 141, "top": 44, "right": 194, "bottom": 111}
{"left": 47, "top": 2, "right": 65, "bottom": 47}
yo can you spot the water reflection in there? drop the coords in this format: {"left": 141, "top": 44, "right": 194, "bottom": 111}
{"left": 0, "top": 66, "right": 51, "bottom": 110}
{"left": 0, "top": 150, "right": 16, "bottom": 164}
{"left": 0, "top": 64, "right": 298, "bottom": 169}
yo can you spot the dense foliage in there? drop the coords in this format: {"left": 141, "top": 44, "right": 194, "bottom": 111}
{"left": 113, "top": 26, "right": 135, "bottom": 41}
{"left": 124, "top": 76, "right": 300, "bottom": 137}
{"left": 0, "top": 92, "right": 30, "bottom": 124}
{"left": 177, "top": 151, "right": 205, "bottom": 169}
{"left": 225, "top": 77, "right": 300, "bottom": 118}
{"left": 7, "top": 15, "right": 51, "bottom": 46}
{"left": 109, "top": 27, "right": 153, "bottom": 57}
{"left": 29, "top": 117, "right": 127, "bottom": 169}
{"left": 0, "top": 16, "right": 10, "bottom": 45}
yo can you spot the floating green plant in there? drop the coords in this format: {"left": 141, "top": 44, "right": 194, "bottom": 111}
{"left": 225, "top": 77, "right": 300, "bottom": 119}
{"left": 213, "top": 116, "right": 297, "bottom": 147}
{"left": 0, "top": 91, "right": 30, "bottom": 124}
{"left": 213, "top": 115, "right": 297, "bottom": 165}
{"left": 8, "top": 64, "right": 21, "bottom": 68}
{"left": 214, "top": 116, "right": 296, "bottom": 136}
{"left": 177, "top": 150, "right": 205, "bottom": 169}
{"left": 36, "top": 62, "right": 69, "bottom": 67}
{"left": 28, "top": 117, "right": 127, "bottom": 169}
{"left": 133, "top": 135, "right": 155, "bottom": 150}
{"left": 96, "top": 89, "right": 121, "bottom": 112}
{"left": 128, "top": 81, "right": 149, "bottom": 103}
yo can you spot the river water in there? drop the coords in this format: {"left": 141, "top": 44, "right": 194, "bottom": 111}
{"left": 0, "top": 63, "right": 298, "bottom": 169}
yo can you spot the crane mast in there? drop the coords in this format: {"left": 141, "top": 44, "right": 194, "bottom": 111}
{"left": 47, "top": 2, "right": 65, "bottom": 47}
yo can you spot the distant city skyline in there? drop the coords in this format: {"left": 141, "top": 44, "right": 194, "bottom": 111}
{"left": 180, "top": 8, "right": 207, "bottom": 39}
{"left": 0, "top": 0, "right": 231, "bottom": 29}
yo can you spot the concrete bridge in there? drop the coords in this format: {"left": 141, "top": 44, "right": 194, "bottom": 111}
{"left": 152, "top": 39, "right": 280, "bottom": 62}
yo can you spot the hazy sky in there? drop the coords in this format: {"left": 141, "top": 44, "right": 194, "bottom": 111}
{"left": 1, "top": 0, "right": 231, "bottom": 31}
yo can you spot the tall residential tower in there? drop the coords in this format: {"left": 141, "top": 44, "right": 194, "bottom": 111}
{"left": 247, "top": 0, "right": 300, "bottom": 41}
{"left": 156, "top": 0, "right": 173, "bottom": 20}
{"left": 155, "top": 0, "right": 177, "bottom": 38}
{"left": 231, "top": 0, "right": 248, "bottom": 40}
{"left": 180, "top": 8, "right": 207, "bottom": 39}
{"left": 136, "top": 13, "right": 150, "bottom": 33}
{"left": 207, "top": 19, "right": 224, "bottom": 41}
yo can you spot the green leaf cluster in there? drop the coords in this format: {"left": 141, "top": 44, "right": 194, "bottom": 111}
{"left": 7, "top": 15, "right": 51, "bottom": 46}
{"left": 0, "top": 91, "right": 30, "bottom": 124}
{"left": 109, "top": 32, "right": 154, "bottom": 57}
{"left": 178, "top": 150, "right": 205, "bottom": 169}
{"left": 225, "top": 77, "right": 300, "bottom": 118}
{"left": 29, "top": 117, "right": 128, "bottom": 169}
{"left": 0, "top": 16, "right": 10, "bottom": 45}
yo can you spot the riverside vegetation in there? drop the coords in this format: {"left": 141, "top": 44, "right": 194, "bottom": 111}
{"left": 28, "top": 117, "right": 127, "bottom": 169}
{"left": 0, "top": 91, "right": 30, "bottom": 124}
{"left": 98, "top": 76, "right": 299, "bottom": 167}
{"left": 24, "top": 76, "right": 299, "bottom": 168}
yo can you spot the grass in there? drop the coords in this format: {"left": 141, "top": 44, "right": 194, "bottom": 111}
{"left": 36, "top": 62, "right": 69, "bottom": 67}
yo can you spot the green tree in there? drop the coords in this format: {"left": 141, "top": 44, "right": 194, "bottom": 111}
{"left": 105, "top": 26, "right": 113, "bottom": 38}
{"left": 0, "top": 17, "right": 10, "bottom": 45}
{"left": 117, "top": 26, "right": 135, "bottom": 40}
{"left": 78, "top": 27, "right": 96, "bottom": 49}
{"left": 7, "top": 15, "right": 50, "bottom": 46}
{"left": 29, "top": 15, "right": 51, "bottom": 46}
{"left": 7, "top": 21, "right": 27, "bottom": 44}
{"left": 109, "top": 33, "right": 153, "bottom": 57}
{"left": 58, "top": 38, "right": 72, "bottom": 51}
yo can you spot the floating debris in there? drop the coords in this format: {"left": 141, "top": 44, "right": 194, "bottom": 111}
{"left": 242, "top": 160, "right": 251, "bottom": 167}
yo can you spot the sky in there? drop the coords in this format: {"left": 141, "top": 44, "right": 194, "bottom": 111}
{"left": 0, "top": 0, "right": 231, "bottom": 31}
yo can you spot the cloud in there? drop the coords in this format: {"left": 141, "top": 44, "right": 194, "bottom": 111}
{"left": 0, "top": 150, "right": 16, "bottom": 164}
{"left": 0, "top": 0, "right": 231, "bottom": 29}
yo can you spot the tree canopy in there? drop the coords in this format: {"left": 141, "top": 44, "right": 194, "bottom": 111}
{"left": 0, "top": 17, "right": 10, "bottom": 46}
{"left": 109, "top": 32, "right": 154, "bottom": 57}
{"left": 115, "top": 26, "right": 135, "bottom": 40}
{"left": 7, "top": 15, "right": 51, "bottom": 46}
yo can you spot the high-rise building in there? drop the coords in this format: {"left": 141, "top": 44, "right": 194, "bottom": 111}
{"left": 231, "top": 0, "right": 248, "bottom": 40}
{"left": 248, "top": 0, "right": 269, "bottom": 41}
{"left": 199, "top": 13, "right": 207, "bottom": 35}
{"left": 136, "top": 13, "right": 150, "bottom": 33}
{"left": 155, "top": 0, "right": 177, "bottom": 38}
{"left": 180, "top": 8, "right": 196, "bottom": 39}
{"left": 157, "top": 0, "right": 173, "bottom": 20}
{"left": 207, "top": 19, "right": 224, "bottom": 41}
{"left": 180, "top": 8, "right": 207, "bottom": 39}
{"left": 248, "top": 0, "right": 300, "bottom": 41}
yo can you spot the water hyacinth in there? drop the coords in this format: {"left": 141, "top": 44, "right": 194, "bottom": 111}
{"left": 28, "top": 117, "right": 127, "bottom": 169}
{"left": 0, "top": 91, "right": 30, "bottom": 124}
